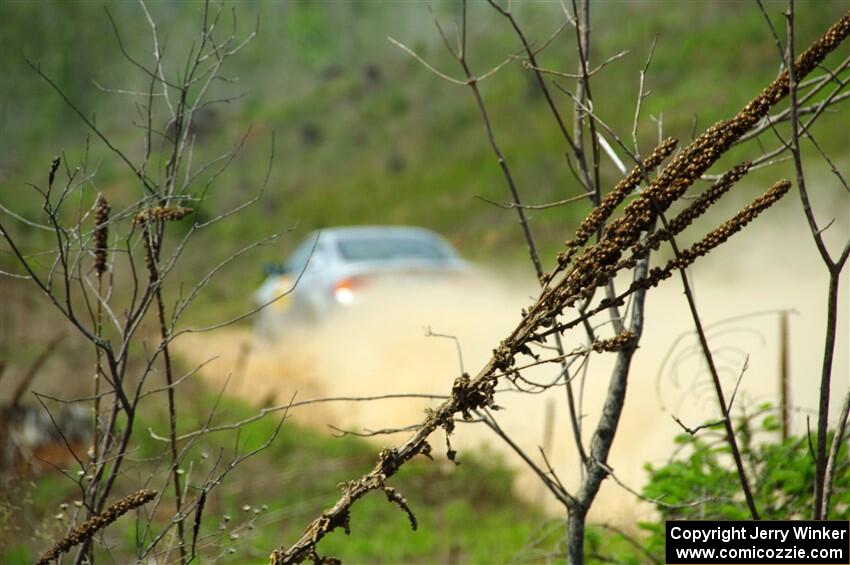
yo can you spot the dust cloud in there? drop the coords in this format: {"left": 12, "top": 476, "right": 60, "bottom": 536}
{"left": 175, "top": 198, "right": 848, "bottom": 528}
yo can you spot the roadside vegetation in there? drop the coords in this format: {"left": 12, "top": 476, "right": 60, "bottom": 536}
{"left": 0, "top": 1, "right": 847, "bottom": 564}
{"left": 2, "top": 3, "right": 845, "bottom": 272}
{"left": 0, "top": 374, "right": 544, "bottom": 564}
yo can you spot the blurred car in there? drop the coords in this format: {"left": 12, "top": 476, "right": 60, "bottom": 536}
{"left": 254, "top": 226, "right": 472, "bottom": 337}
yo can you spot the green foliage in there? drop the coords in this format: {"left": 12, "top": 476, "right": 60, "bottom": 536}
{"left": 282, "top": 3, "right": 335, "bottom": 69}
{"left": 2, "top": 2, "right": 847, "bottom": 302}
{"left": 0, "top": 546, "right": 31, "bottom": 565}
{"left": 636, "top": 405, "right": 850, "bottom": 563}
{"left": 585, "top": 525, "right": 647, "bottom": 565}
{"left": 3, "top": 381, "right": 543, "bottom": 564}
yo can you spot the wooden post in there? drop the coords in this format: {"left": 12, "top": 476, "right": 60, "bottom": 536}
{"left": 779, "top": 311, "right": 790, "bottom": 441}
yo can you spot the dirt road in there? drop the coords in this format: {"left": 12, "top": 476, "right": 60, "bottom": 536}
{"left": 175, "top": 200, "right": 848, "bottom": 526}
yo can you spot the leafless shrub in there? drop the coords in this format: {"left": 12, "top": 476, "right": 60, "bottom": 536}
{"left": 0, "top": 2, "right": 288, "bottom": 562}
{"left": 2, "top": 2, "right": 848, "bottom": 564}
{"left": 269, "top": 4, "right": 850, "bottom": 564}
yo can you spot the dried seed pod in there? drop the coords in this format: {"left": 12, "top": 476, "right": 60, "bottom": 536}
{"left": 625, "top": 161, "right": 752, "bottom": 265}
{"left": 677, "top": 180, "right": 791, "bottom": 266}
{"left": 48, "top": 156, "right": 61, "bottom": 188}
{"left": 592, "top": 331, "right": 637, "bottom": 353}
{"left": 550, "top": 7, "right": 842, "bottom": 307}
{"left": 669, "top": 161, "right": 751, "bottom": 232}
{"left": 546, "top": 6, "right": 846, "bottom": 307}
{"left": 633, "top": 180, "right": 791, "bottom": 291}
{"left": 560, "top": 137, "right": 679, "bottom": 269}
{"left": 133, "top": 206, "right": 193, "bottom": 225}
{"left": 36, "top": 490, "right": 156, "bottom": 565}
{"left": 93, "top": 194, "right": 110, "bottom": 277}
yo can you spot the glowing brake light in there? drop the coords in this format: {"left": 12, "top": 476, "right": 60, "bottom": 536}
{"left": 332, "top": 276, "right": 367, "bottom": 304}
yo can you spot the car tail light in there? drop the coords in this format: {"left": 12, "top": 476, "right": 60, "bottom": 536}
{"left": 332, "top": 276, "right": 368, "bottom": 304}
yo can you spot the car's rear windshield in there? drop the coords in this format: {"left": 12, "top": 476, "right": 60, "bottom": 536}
{"left": 337, "top": 235, "right": 451, "bottom": 262}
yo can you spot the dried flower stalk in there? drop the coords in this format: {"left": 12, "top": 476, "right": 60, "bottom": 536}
{"left": 36, "top": 490, "right": 156, "bottom": 565}
{"left": 269, "top": 10, "right": 849, "bottom": 564}
{"left": 592, "top": 331, "right": 637, "bottom": 353}
{"left": 133, "top": 206, "right": 193, "bottom": 225}
{"left": 93, "top": 194, "right": 110, "bottom": 277}
{"left": 630, "top": 180, "right": 792, "bottom": 292}
{"left": 554, "top": 136, "right": 679, "bottom": 274}
{"left": 673, "top": 180, "right": 791, "bottom": 268}
{"left": 622, "top": 161, "right": 752, "bottom": 268}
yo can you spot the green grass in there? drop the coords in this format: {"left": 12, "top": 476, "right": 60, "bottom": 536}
{"left": 1, "top": 1, "right": 845, "bottom": 376}
{"left": 2, "top": 2, "right": 846, "bottom": 286}
{"left": 0, "top": 367, "right": 673, "bottom": 564}
{"left": 1, "top": 392, "right": 647, "bottom": 564}
{"left": 1, "top": 1, "right": 846, "bottom": 324}
{"left": 0, "top": 378, "right": 550, "bottom": 564}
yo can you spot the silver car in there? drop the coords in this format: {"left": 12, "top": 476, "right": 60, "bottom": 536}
{"left": 254, "top": 226, "right": 471, "bottom": 336}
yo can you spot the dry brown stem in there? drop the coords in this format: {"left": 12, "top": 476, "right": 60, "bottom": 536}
{"left": 268, "top": 11, "right": 849, "bottom": 563}
{"left": 36, "top": 490, "right": 156, "bottom": 564}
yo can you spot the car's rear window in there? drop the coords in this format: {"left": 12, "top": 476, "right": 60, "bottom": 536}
{"left": 337, "top": 235, "right": 450, "bottom": 262}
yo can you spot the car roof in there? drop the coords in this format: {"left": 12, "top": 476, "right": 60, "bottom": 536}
{"left": 313, "top": 225, "right": 445, "bottom": 241}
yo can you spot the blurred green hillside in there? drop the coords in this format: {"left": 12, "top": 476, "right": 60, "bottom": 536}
{"left": 1, "top": 0, "right": 847, "bottom": 318}
{"left": 1, "top": 4, "right": 848, "bottom": 561}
